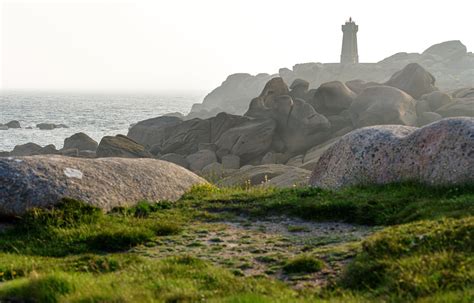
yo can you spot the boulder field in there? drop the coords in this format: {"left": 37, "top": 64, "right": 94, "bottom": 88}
{"left": 2, "top": 61, "right": 473, "bottom": 190}
{"left": 0, "top": 156, "right": 207, "bottom": 216}
{"left": 309, "top": 118, "right": 474, "bottom": 189}
{"left": 192, "top": 40, "right": 474, "bottom": 117}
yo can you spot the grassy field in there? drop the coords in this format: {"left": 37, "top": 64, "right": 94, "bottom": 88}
{"left": 0, "top": 183, "right": 472, "bottom": 302}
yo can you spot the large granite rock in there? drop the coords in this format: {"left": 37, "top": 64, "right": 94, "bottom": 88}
{"left": 309, "top": 118, "right": 474, "bottom": 189}
{"left": 96, "top": 135, "right": 151, "bottom": 158}
{"left": 246, "top": 80, "right": 331, "bottom": 154}
{"left": 215, "top": 119, "right": 276, "bottom": 164}
{"left": 310, "top": 81, "right": 356, "bottom": 115}
{"left": 37, "top": 123, "right": 68, "bottom": 130}
{"left": 186, "top": 149, "right": 218, "bottom": 172}
{"left": 349, "top": 86, "right": 417, "bottom": 127}
{"left": 63, "top": 133, "right": 98, "bottom": 152}
{"left": 0, "top": 156, "right": 206, "bottom": 216}
{"left": 159, "top": 153, "right": 189, "bottom": 169}
{"left": 5, "top": 121, "right": 21, "bottom": 129}
{"left": 385, "top": 63, "right": 437, "bottom": 99}
{"left": 422, "top": 40, "right": 467, "bottom": 62}
{"left": 127, "top": 116, "right": 182, "bottom": 148}
{"left": 197, "top": 73, "right": 273, "bottom": 115}
{"left": 436, "top": 98, "right": 474, "bottom": 117}
{"left": 289, "top": 79, "right": 310, "bottom": 101}
{"left": 11, "top": 143, "right": 43, "bottom": 156}
{"left": 160, "top": 113, "right": 248, "bottom": 155}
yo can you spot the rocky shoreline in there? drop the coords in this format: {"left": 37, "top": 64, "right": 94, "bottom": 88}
{"left": 1, "top": 41, "right": 473, "bottom": 204}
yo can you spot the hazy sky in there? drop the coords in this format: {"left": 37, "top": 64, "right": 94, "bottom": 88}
{"left": 1, "top": 0, "right": 473, "bottom": 92}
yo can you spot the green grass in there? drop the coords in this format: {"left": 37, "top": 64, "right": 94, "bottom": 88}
{"left": 183, "top": 182, "right": 474, "bottom": 225}
{"left": 0, "top": 182, "right": 472, "bottom": 302}
{"left": 282, "top": 255, "right": 324, "bottom": 274}
{"left": 340, "top": 217, "right": 474, "bottom": 300}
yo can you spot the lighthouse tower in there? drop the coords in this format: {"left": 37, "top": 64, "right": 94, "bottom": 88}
{"left": 340, "top": 17, "right": 359, "bottom": 64}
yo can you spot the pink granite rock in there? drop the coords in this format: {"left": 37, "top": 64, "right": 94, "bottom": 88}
{"left": 310, "top": 118, "right": 474, "bottom": 189}
{"left": 0, "top": 156, "right": 207, "bottom": 216}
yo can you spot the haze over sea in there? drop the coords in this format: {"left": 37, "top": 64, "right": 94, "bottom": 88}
{"left": 0, "top": 91, "right": 203, "bottom": 151}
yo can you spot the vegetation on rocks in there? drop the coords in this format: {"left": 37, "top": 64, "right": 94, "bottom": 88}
{"left": 0, "top": 182, "right": 472, "bottom": 302}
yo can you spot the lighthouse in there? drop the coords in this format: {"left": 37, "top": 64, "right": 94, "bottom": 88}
{"left": 340, "top": 17, "right": 359, "bottom": 64}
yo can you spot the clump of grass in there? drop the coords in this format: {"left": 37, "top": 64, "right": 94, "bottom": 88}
{"left": 112, "top": 200, "right": 173, "bottom": 218}
{"left": 341, "top": 217, "right": 474, "bottom": 299}
{"left": 20, "top": 198, "right": 102, "bottom": 229}
{"left": 0, "top": 273, "right": 74, "bottom": 303}
{"left": 282, "top": 255, "right": 324, "bottom": 274}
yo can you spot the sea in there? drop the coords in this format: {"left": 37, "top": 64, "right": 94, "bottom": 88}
{"left": 0, "top": 91, "right": 204, "bottom": 152}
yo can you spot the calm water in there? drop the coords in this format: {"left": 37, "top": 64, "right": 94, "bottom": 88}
{"left": 0, "top": 91, "right": 203, "bottom": 151}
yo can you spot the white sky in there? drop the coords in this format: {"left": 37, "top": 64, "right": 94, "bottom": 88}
{"left": 1, "top": 0, "right": 473, "bottom": 92}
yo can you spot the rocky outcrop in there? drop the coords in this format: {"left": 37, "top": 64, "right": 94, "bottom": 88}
{"left": 310, "top": 118, "right": 474, "bottom": 189}
{"left": 160, "top": 113, "right": 248, "bottom": 155}
{"left": 5, "top": 121, "right": 21, "bottom": 129}
{"left": 218, "top": 164, "right": 309, "bottom": 187}
{"left": 63, "top": 133, "right": 98, "bottom": 152}
{"left": 0, "top": 156, "right": 207, "bottom": 216}
{"left": 422, "top": 40, "right": 467, "bottom": 62}
{"left": 263, "top": 168, "right": 311, "bottom": 188}
{"left": 436, "top": 98, "right": 474, "bottom": 118}
{"left": 37, "top": 123, "right": 68, "bottom": 130}
{"left": 160, "top": 153, "right": 189, "bottom": 169}
{"left": 197, "top": 73, "right": 273, "bottom": 115}
{"left": 289, "top": 79, "right": 310, "bottom": 101}
{"left": 11, "top": 143, "right": 43, "bottom": 156}
{"left": 385, "top": 63, "right": 437, "bottom": 99}
{"left": 96, "top": 135, "right": 151, "bottom": 158}
{"left": 310, "top": 81, "right": 356, "bottom": 115}
{"left": 127, "top": 116, "right": 182, "bottom": 148}
{"left": 195, "top": 41, "right": 473, "bottom": 116}
{"left": 349, "top": 86, "right": 417, "bottom": 127}
{"left": 215, "top": 119, "right": 276, "bottom": 164}
{"left": 186, "top": 149, "right": 218, "bottom": 172}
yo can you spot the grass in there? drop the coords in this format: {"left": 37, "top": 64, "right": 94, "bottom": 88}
{"left": 0, "top": 182, "right": 472, "bottom": 302}
{"left": 184, "top": 182, "right": 474, "bottom": 225}
{"left": 282, "top": 255, "right": 324, "bottom": 274}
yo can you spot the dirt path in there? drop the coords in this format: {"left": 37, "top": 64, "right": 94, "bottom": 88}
{"left": 135, "top": 215, "right": 375, "bottom": 288}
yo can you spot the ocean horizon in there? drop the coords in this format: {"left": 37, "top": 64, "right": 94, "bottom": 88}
{"left": 0, "top": 90, "right": 205, "bottom": 151}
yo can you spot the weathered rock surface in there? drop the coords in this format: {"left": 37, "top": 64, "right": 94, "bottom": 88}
{"left": 349, "top": 86, "right": 417, "bottom": 127}
{"left": 436, "top": 98, "right": 474, "bottom": 117}
{"left": 96, "top": 135, "right": 151, "bottom": 158}
{"left": 310, "top": 81, "right": 356, "bottom": 115}
{"left": 37, "top": 123, "right": 68, "bottom": 130}
{"left": 418, "top": 112, "right": 442, "bottom": 126}
{"left": 5, "top": 121, "right": 21, "bottom": 129}
{"left": 63, "top": 133, "right": 98, "bottom": 152}
{"left": 160, "top": 113, "right": 248, "bottom": 155}
{"left": 221, "top": 154, "right": 240, "bottom": 169}
{"left": 385, "top": 63, "right": 437, "bottom": 99}
{"left": 215, "top": 119, "right": 276, "bottom": 164}
{"left": 310, "top": 118, "right": 474, "bottom": 189}
{"left": 0, "top": 156, "right": 207, "bottom": 216}
{"left": 186, "top": 150, "right": 218, "bottom": 172}
{"left": 127, "top": 116, "right": 182, "bottom": 148}
{"left": 218, "top": 164, "right": 307, "bottom": 187}
{"left": 422, "top": 40, "right": 467, "bottom": 62}
{"left": 11, "top": 143, "right": 43, "bottom": 156}
{"left": 160, "top": 153, "right": 189, "bottom": 169}
{"left": 262, "top": 168, "right": 311, "bottom": 188}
